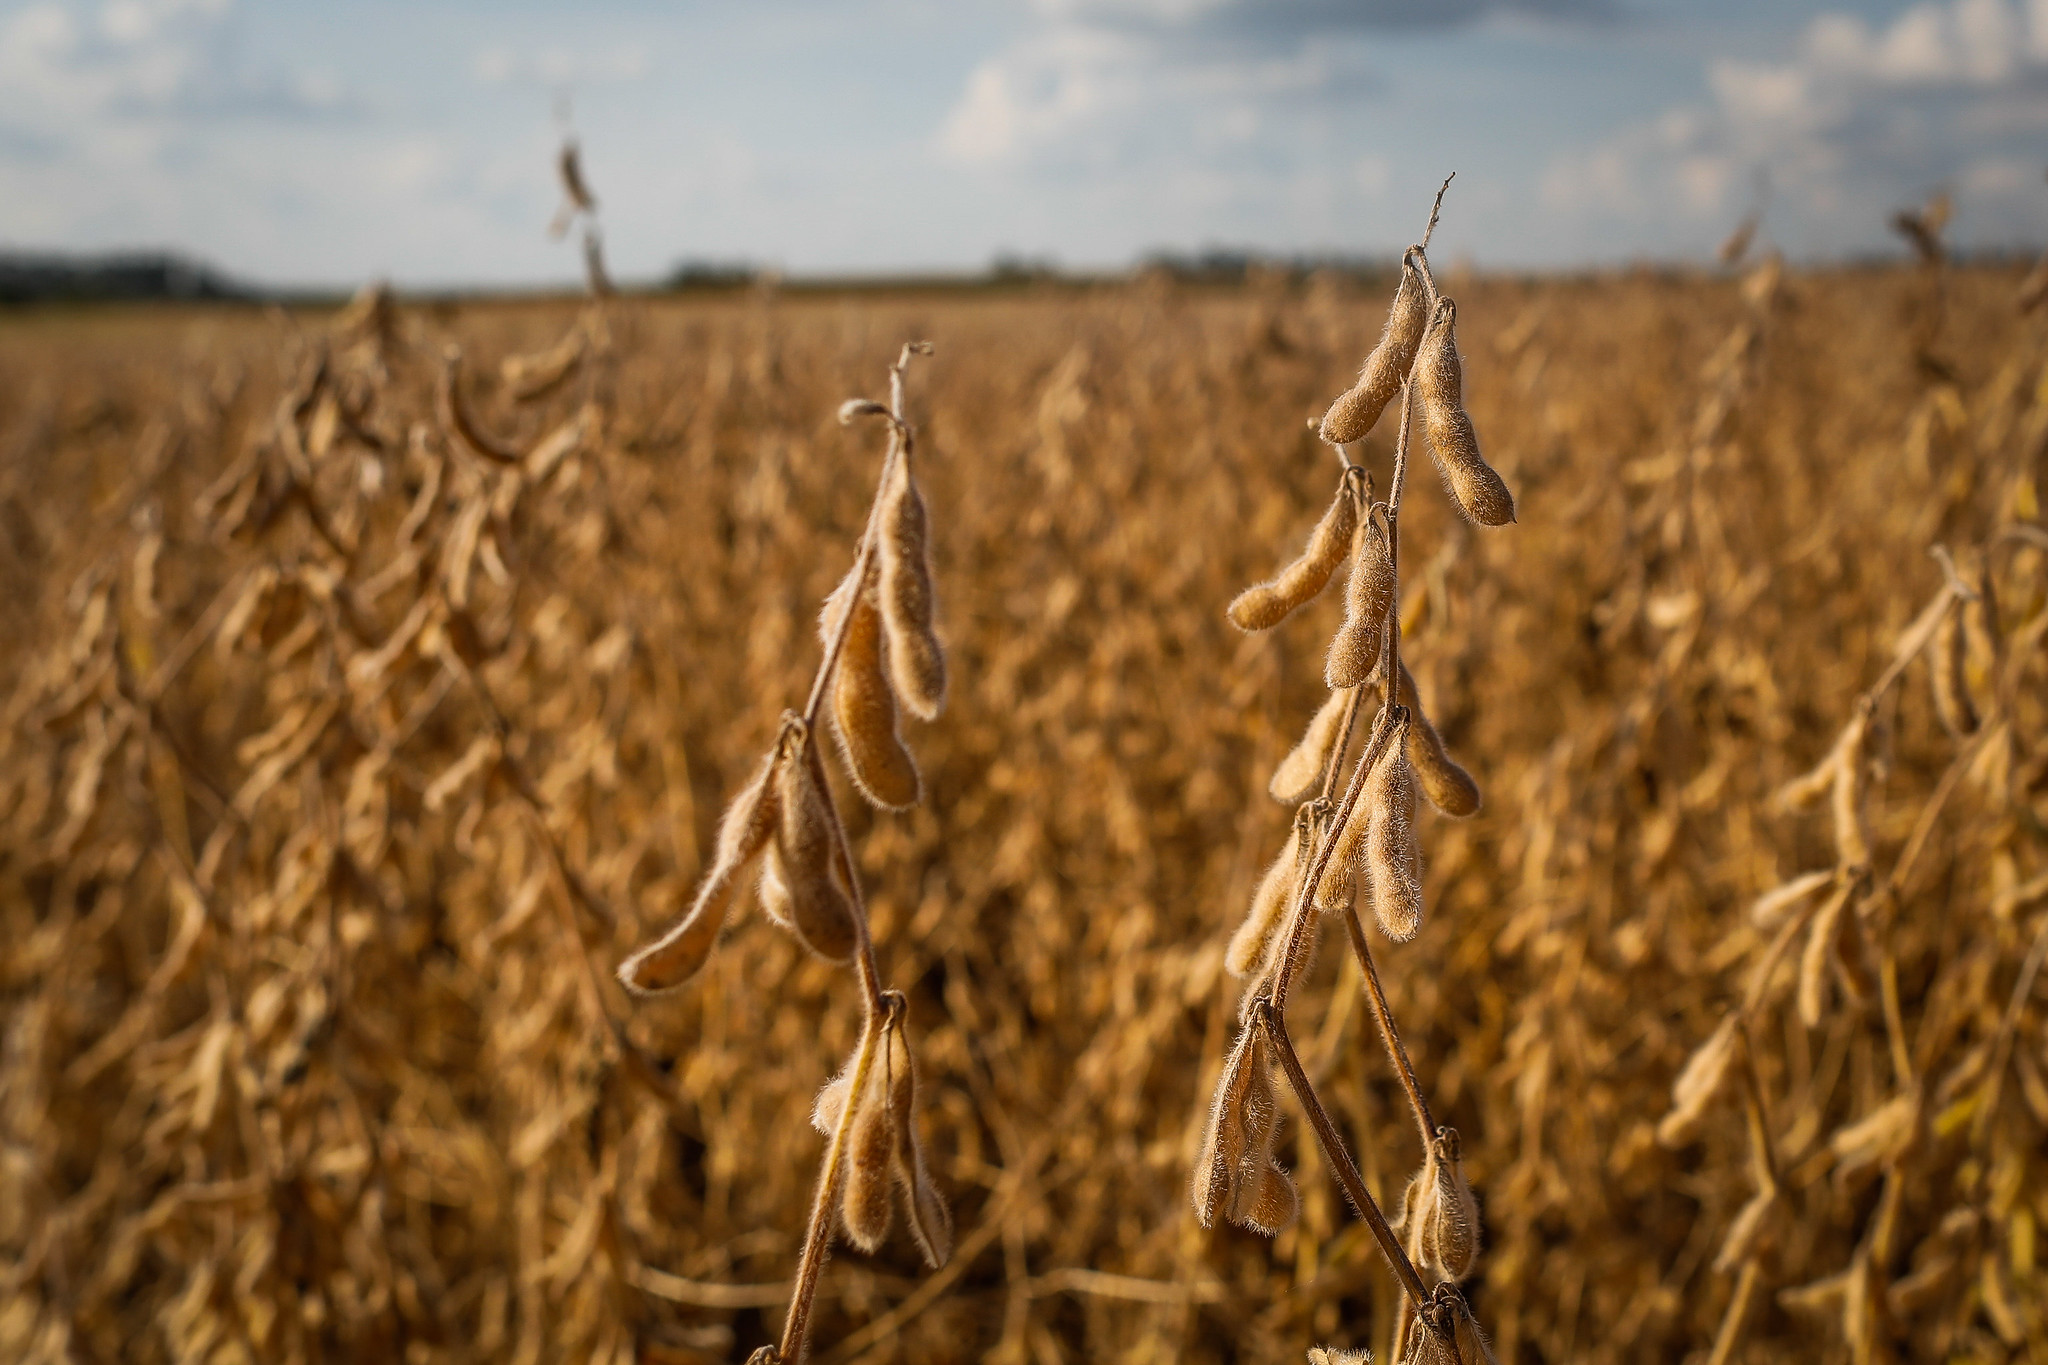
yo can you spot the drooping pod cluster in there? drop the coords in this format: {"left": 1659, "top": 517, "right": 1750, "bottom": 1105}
{"left": 1192, "top": 1020, "right": 1297, "bottom": 1235}
{"left": 619, "top": 346, "right": 953, "bottom": 1365}
{"left": 1196, "top": 185, "right": 1519, "bottom": 1365}
{"left": 811, "top": 994, "right": 954, "bottom": 1267}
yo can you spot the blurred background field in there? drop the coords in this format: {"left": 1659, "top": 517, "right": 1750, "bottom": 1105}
{"left": 1, "top": 261, "right": 2045, "bottom": 1364}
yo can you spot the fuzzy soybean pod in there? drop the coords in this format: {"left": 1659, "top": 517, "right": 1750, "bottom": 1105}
{"left": 843, "top": 1044, "right": 897, "bottom": 1252}
{"left": 1226, "top": 808, "right": 1312, "bottom": 978}
{"left": 1396, "top": 661, "right": 1481, "bottom": 817}
{"left": 878, "top": 450, "right": 947, "bottom": 720}
{"left": 1326, "top": 511, "right": 1396, "bottom": 689}
{"left": 1419, "top": 1127, "right": 1481, "bottom": 1279}
{"left": 764, "top": 729, "right": 861, "bottom": 963}
{"left": 883, "top": 1016, "right": 953, "bottom": 1267}
{"left": 1193, "top": 1023, "right": 1295, "bottom": 1234}
{"left": 1319, "top": 787, "right": 1370, "bottom": 917}
{"left": 823, "top": 572, "right": 921, "bottom": 811}
{"left": 617, "top": 744, "right": 780, "bottom": 993}
{"left": 1414, "top": 300, "right": 1515, "bottom": 527}
{"left": 1269, "top": 688, "right": 1351, "bottom": 806}
{"left": 1364, "top": 715, "right": 1424, "bottom": 941}
{"left": 1320, "top": 260, "right": 1429, "bottom": 444}
{"left": 1228, "top": 483, "right": 1360, "bottom": 631}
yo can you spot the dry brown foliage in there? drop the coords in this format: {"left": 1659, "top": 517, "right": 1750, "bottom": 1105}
{"left": 1, "top": 244, "right": 2045, "bottom": 1364}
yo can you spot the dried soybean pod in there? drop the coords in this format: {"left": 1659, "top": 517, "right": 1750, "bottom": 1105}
{"left": 1797, "top": 882, "right": 1855, "bottom": 1028}
{"left": 1414, "top": 300, "right": 1515, "bottom": 527}
{"left": 1396, "top": 660, "right": 1481, "bottom": 817}
{"left": 839, "top": 1037, "right": 895, "bottom": 1252}
{"left": 1421, "top": 1127, "right": 1480, "bottom": 1279}
{"left": 771, "top": 729, "right": 860, "bottom": 963}
{"left": 1319, "top": 789, "right": 1370, "bottom": 916}
{"left": 1320, "top": 260, "right": 1428, "bottom": 443}
{"left": 1227, "top": 809, "right": 1311, "bottom": 977}
{"left": 825, "top": 577, "right": 921, "bottom": 810}
{"left": 618, "top": 744, "right": 781, "bottom": 993}
{"left": 1193, "top": 1024, "right": 1263, "bottom": 1226}
{"left": 1232, "top": 1146, "right": 1298, "bottom": 1236}
{"left": 878, "top": 449, "right": 947, "bottom": 720}
{"left": 1930, "top": 600, "right": 1977, "bottom": 738}
{"left": 884, "top": 1014, "right": 953, "bottom": 1267}
{"left": 1830, "top": 711, "right": 1872, "bottom": 871}
{"left": 1658, "top": 1014, "right": 1740, "bottom": 1146}
{"left": 1229, "top": 484, "right": 1361, "bottom": 631}
{"left": 1365, "top": 716, "right": 1424, "bottom": 941}
{"left": 1269, "top": 688, "right": 1351, "bottom": 805}
{"left": 1325, "top": 511, "right": 1395, "bottom": 688}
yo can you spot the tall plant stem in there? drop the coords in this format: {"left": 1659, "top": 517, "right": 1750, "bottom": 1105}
{"left": 771, "top": 341, "right": 929, "bottom": 1362}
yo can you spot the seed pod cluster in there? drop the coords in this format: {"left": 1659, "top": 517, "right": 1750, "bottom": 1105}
{"left": 1320, "top": 260, "right": 1428, "bottom": 444}
{"left": 1229, "top": 483, "right": 1360, "bottom": 632}
{"left": 1413, "top": 300, "right": 1515, "bottom": 527}
{"left": 1192, "top": 1023, "right": 1297, "bottom": 1235}
{"left": 618, "top": 742, "right": 780, "bottom": 993}
{"left": 759, "top": 725, "right": 860, "bottom": 963}
{"left": 812, "top": 1003, "right": 953, "bottom": 1266}
{"left": 1326, "top": 510, "right": 1395, "bottom": 688}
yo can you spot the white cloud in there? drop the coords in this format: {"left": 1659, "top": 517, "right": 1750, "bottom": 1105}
{"left": 0, "top": 0, "right": 343, "bottom": 132}
{"left": 938, "top": 23, "right": 1358, "bottom": 168}
{"left": 470, "top": 44, "right": 650, "bottom": 89}
{"left": 1546, "top": 0, "right": 2048, "bottom": 253}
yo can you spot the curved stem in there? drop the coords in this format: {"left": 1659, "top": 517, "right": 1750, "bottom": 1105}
{"left": 1259, "top": 1003, "right": 1432, "bottom": 1309}
{"left": 777, "top": 1003, "right": 891, "bottom": 1362}
{"left": 1341, "top": 902, "right": 1436, "bottom": 1147}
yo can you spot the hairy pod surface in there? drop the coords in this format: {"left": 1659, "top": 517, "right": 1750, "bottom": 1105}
{"left": 839, "top": 1036, "right": 895, "bottom": 1252}
{"left": 1320, "top": 261, "right": 1428, "bottom": 444}
{"left": 1365, "top": 718, "right": 1424, "bottom": 941}
{"left": 1322, "top": 786, "right": 1372, "bottom": 917}
{"left": 879, "top": 450, "right": 947, "bottom": 720}
{"left": 884, "top": 1018, "right": 953, "bottom": 1267}
{"left": 1192, "top": 1023, "right": 1292, "bottom": 1233}
{"left": 1229, "top": 484, "right": 1361, "bottom": 632}
{"left": 618, "top": 743, "right": 780, "bottom": 993}
{"left": 1325, "top": 513, "right": 1395, "bottom": 689}
{"left": 824, "top": 575, "right": 921, "bottom": 810}
{"left": 1396, "top": 661, "right": 1481, "bottom": 817}
{"left": 1227, "top": 813, "right": 1310, "bottom": 978}
{"left": 1270, "top": 687, "right": 1352, "bottom": 805}
{"left": 1414, "top": 300, "right": 1515, "bottom": 527}
{"left": 1422, "top": 1128, "right": 1481, "bottom": 1279}
{"left": 770, "top": 732, "right": 860, "bottom": 963}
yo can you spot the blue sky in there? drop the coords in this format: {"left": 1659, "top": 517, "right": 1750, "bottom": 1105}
{"left": 2, "top": 0, "right": 2046, "bottom": 288}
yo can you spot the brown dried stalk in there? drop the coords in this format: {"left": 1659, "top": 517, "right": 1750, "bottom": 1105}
{"left": 1198, "top": 176, "right": 1511, "bottom": 1365}
{"left": 620, "top": 343, "right": 952, "bottom": 1364}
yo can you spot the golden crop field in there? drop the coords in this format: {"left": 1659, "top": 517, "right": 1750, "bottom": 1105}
{"left": 2, "top": 258, "right": 2044, "bottom": 1365}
